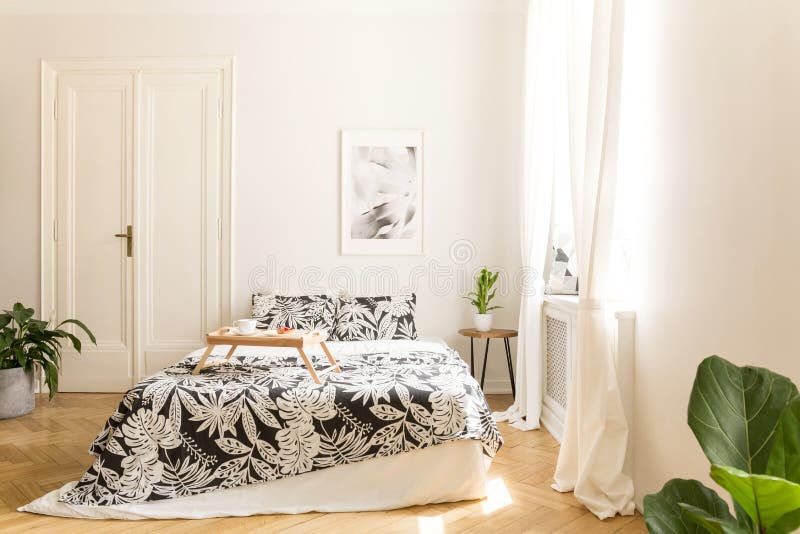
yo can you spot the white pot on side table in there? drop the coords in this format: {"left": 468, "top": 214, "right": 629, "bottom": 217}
{"left": 473, "top": 313, "right": 494, "bottom": 332}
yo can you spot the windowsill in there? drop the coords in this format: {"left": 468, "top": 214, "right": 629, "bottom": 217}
{"left": 543, "top": 294, "right": 636, "bottom": 321}
{"left": 543, "top": 294, "right": 579, "bottom": 305}
{"left": 543, "top": 294, "right": 579, "bottom": 314}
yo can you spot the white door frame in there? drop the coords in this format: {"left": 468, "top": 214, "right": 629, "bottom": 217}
{"left": 41, "top": 56, "right": 234, "bottom": 383}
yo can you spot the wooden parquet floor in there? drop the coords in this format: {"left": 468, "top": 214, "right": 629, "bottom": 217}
{"left": 0, "top": 393, "right": 646, "bottom": 533}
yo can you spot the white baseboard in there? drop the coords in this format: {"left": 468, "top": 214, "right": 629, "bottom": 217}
{"left": 541, "top": 404, "right": 564, "bottom": 443}
{"left": 480, "top": 379, "right": 513, "bottom": 395}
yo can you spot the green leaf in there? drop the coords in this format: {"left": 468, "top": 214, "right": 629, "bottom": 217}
{"left": 644, "top": 478, "right": 737, "bottom": 534}
{"left": 678, "top": 503, "right": 750, "bottom": 534}
{"left": 8, "top": 303, "right": 35, "bottom": 326}
{"left": 14, "top": 347, "right": 27, "bottom": 368}
{"left": 0, "top": 313, "right": 11, "bottom": 329}
{"left": 710, "top": 464, "right": 800, "bottom": 530}
{"left": 2, "top": 328, "right": 14, "bottom": 344}
{"left": 766, "top": 396, "right": 800, "bottom": 484}
{"left": 769, "top": 508, "right": 800, "bottom": 534}
{"left": 27, "top": 319, "right": 48, "bottom": 331}
{"left": 57, "top": 318, "right": 97, "bottom": 344}
{"left": 64, "top": 333, "right": 82, "bottom": 353}
{"left": 42, "top": 360, "right": 59, "bottom": 400}
{"left": 39, "top": 339, "right": 62, "bottom": 368}
{"left": 688, "top": 356, "right": 799, "bottom": 475}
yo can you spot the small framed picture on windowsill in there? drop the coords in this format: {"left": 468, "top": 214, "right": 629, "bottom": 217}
{"left": 340, "top": 129, "right": 424, "bottom": 255}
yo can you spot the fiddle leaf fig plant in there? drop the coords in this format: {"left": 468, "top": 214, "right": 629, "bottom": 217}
{"left": 644, "top": 356, "right": 800, "bottom": 534}
{"left": 464, "top": 267, "right": 502, "bottom": 314}
{"left": 0, "top": 303, "right": 95, "bottom": 400}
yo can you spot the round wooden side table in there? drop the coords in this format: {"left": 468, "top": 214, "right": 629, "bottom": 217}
{"left": 458, "top": 328, "right": 518, "bottom": 398}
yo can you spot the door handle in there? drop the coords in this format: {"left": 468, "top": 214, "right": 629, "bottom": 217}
{"left": 114, "top": 225, "right": 133, "bottom": 257}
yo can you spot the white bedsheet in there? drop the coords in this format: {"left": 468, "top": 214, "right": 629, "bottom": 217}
{"left": 21, "top": 440, "right": 489, "bottom": 520}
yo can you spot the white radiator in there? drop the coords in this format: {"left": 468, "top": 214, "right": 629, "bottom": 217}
{"left": 540, "top": 295, "right": 635, "bottom": 477}
{"left": 540, "top": 297, "right": 576, "bottom": 442}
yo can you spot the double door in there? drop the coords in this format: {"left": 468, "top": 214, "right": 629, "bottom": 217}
{"left": 43, "top": 59, "right": 232, "bottom": 391}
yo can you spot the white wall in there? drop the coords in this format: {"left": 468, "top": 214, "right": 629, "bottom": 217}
{"left": 620, "top": 0, "right": 800, "bottom": 506}
{"left": 0, "top": 1, "right": 525, "bottom": 390}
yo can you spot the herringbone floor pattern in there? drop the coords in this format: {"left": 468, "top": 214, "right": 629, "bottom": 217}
{"left": 0, "top": 394, "right": 646, "bottom": 533}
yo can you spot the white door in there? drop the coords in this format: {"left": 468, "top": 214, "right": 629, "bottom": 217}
{"left": 50, "top": 61, "right": 230, "bottom": 392}
{"left": 138, "top": 71, "right": 223, "bottom": 377}
{"left": 56, "top": 73, "right": 136, "bottom": 391}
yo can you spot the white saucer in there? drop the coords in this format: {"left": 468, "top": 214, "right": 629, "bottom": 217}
{"left": 230, "top": 328, "right": 265, "bottom": 336}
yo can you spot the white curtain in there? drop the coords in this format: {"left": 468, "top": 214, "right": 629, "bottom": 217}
{"left": 492, "top": 0, "right": 562, "bottom": 431}
{"left": 497, "top": 0, "right": 634, "bottom": 518}
{"left": 550, "top": 0, "right": 635, "bottom": 520}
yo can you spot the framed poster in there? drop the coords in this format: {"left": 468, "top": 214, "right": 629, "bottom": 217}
{"left": 341, "top": 129, "right": 423, "bottom": 255}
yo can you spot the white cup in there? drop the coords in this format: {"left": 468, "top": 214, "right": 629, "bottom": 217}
{"left": 233, "top": 319, "right": 257, "bottom": 334}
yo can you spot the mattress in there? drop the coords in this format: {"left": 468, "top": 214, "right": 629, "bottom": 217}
{"left": 21, "top": 339, "right": 501, "bottom": 519}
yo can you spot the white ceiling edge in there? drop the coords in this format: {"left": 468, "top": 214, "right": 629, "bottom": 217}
{"left": 0, "top": 0, "right": 527, "bottom": 15}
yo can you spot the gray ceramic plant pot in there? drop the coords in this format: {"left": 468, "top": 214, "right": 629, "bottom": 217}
{"left": 0, "top": 367, "right": 35, "bottom": 419}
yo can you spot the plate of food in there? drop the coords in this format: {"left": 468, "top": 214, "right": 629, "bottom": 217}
{"left": 264, "top": 326, "right": 304, "bottom": 337}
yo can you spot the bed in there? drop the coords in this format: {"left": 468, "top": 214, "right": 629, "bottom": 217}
{"left": 21, "top": 337, "right": 502, "bottom": 520}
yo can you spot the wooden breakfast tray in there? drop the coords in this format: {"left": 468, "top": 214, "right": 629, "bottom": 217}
{"left": 191, "top": 327, "right": 341, "bottom": 383}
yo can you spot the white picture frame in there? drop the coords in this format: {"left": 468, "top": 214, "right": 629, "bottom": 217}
{"left": 341, "top": 129, "right": 424, "bottom": 255}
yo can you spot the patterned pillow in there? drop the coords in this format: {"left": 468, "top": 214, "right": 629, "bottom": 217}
{"left": 332, "top": 294, "right": 417, "bottom": 341}
{"left": 251, "top": 294, "right": 337, "bottom": 332}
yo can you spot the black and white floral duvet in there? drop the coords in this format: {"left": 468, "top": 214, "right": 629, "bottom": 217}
{"left": 59, "top": 340, "right": 502, "bottom": 506}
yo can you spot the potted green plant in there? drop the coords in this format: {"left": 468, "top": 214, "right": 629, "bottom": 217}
{"left": 0, "top": 303, "right": 95, "bottom": 418}
{"left": 464, "top": 267, "right": 502, "bottom": 332}
{"left": 644, "top": 355, "right": 800, "bottom": 534}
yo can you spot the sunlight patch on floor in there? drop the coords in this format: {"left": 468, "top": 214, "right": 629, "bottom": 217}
{"left": 481, "top": 477, "right": 513, "bottom": 515}
{"left": 416, "top": 514, "right": 445, "bottom": 533}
